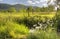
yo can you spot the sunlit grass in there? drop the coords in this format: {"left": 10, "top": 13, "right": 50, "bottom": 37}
{"left": 0, "top": 12, "right": 57, "bottom": 39}
{"left": 0, "top": 12, "right": 56, "bottom": 19}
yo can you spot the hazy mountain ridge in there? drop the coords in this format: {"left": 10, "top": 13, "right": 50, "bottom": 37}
{"left": 0, "top": 3, "right": 38, "bottom": 11}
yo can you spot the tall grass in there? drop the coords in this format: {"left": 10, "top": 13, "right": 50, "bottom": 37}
{"left": 27, "top": 27, "right": 58, "bottom": 39}
{"left": 0, "top": 22, "right": 29, "bottom": 39}
{"left": 0, "top": 12, "right": 59, "bottom": 39}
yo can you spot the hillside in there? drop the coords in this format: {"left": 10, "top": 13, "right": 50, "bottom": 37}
{"left": 0, "top": 3, "right": 25, "bottom": 10}
{"left": 0, "top": 3, "right": 38, "bottom": 11}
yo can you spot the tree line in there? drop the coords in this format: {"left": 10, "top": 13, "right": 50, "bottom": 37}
{"left": 0, "top": 5, "right": 55, "bottom": 13}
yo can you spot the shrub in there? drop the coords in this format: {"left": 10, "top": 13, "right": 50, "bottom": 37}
{"left": 27, "top": 28, "right": 58, "bottom": 39}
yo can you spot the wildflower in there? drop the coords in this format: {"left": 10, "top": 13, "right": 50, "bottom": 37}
{"left": 29, "top": 29, "right": 35, "bottom": 33}
{"left": 33, "top": 24, "right": 37, "bottom": 27}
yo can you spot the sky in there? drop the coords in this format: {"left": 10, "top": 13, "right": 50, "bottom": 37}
{"left": 0, "top": 0, "right": 54, "bottom": 7}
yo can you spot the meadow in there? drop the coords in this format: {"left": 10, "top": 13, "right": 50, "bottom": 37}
{"left": 0, "top": 12, "right": 56, "bottom": 18}
{"left": 0, "top": 12, "right": 60, "bottom": 39}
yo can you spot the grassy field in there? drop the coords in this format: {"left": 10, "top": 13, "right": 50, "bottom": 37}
{"left": 0, "top": 12, "right": 56, "bottom": 18}
{"left": 0, "top": 12, "right": 59, "bottom": 39}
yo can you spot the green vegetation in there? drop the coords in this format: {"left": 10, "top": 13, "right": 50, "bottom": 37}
{"left": 27, "top": 29, "right": 57, "bottom": 39}
{"left": 0, "top": 3, "right": 60, "bottom": 39}
{"left": 0, "top": 20, "right": 29, "bottom": 39}
{"left": 0, "top": 11, "right": 59, "bottom": 39}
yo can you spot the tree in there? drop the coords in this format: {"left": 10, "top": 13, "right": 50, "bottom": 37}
{"left": 48, "top": 5, "right": 54, "bottom": 12}
{"left": 51, "top": 0, "right": 60, "bottom": 32}
{"left": 28, "top": 6, "right": 33, "bottom": 12}
{"left": 19, "top": 9, "right": 26, "bottom": 13}
{"left": 26, "top": 6, "right": 33, "bottom": 17}
{"left": 35, "top": 7, "right": 41, "bottom": 12}
{"left": 40, "top": 7, "right": 48, "bottom": 12}
{"left": 47, "top": 0, "right": 60, "bottom": 32}
{"left": 8, "top": 7, "right": 16, "bottom": 12}
{"left": 47, "top": 0, "right": 60, "bottom": 9}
